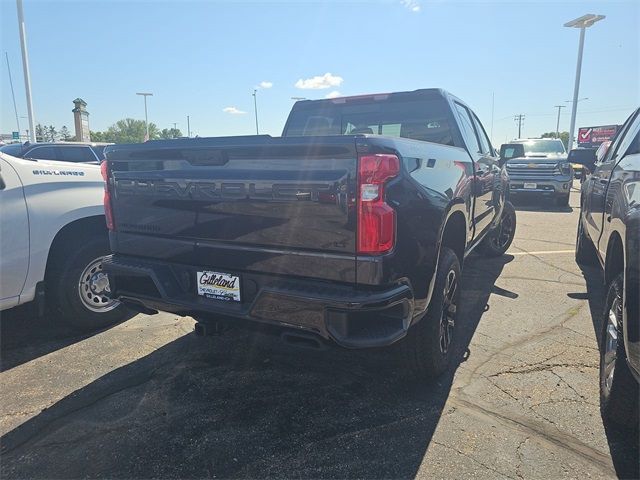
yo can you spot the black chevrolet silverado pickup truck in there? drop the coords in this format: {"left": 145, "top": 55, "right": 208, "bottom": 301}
{"left": 103, "top": 88, "right": 516, "bottom": 378}
{"left": 572, "top": 106, "right": 640, "bottom": 426}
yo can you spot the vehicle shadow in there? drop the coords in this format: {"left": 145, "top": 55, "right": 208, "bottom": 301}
{"left": 0, "top": 304, "right": 94, "bottom": 373}
{"left": 578, "top": 265, "right": 639, "bottom": 480}
{"left": 0, "top": 255, "right": 513, "bottom": 479}
{"left": 511, "top": 196, "right": 574, "bottom": 213}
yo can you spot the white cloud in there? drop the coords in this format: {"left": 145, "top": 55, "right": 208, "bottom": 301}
{"left": 223, "top": 107, "right": 246, "bottom": 115}
{"left": 325, "top": 91, "right": 342, "bottom": 99}
{"left": 258, "top": 81, "right": 273, "bottom": 89}
{"left": 401, "top": 0, "right": 421, "bottom": 12}
{"left": 295, "top": 72, "right": 344, "bottom": 90}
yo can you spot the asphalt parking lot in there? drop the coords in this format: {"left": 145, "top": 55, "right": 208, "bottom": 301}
{"left": 0, "top": 186, "right": 638, "bottom": 479}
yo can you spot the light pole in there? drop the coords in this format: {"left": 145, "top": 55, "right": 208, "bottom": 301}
{"left": 16, "top": 0, "right": 36, "bottom": 142}
{"left": 564, "top": 14, "right": 605, "bottom": 151}
{"left": 554, "top": 105, "right": 566, "bottom": 138}
{"left": 252, "top": 89, "right": 259, "bottom": 134}
{"left": 136, "top": 92, "right": 153, "bottom": 141}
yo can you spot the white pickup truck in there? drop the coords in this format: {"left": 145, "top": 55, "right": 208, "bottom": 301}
{"left": 0, "top": 152, "right": 130, "bottom": 330}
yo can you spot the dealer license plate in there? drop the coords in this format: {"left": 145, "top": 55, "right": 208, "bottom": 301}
{"left": 524, "top": 183, "right": 537, "bottom": 189}
{"left": 196, "top": 271, "right": 241, "bottom": 302}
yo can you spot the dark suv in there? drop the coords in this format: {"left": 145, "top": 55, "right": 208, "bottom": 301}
{"left": 0, "top": 142, "right": 112, "bottom": 164}
{"left": 572, "top": 107, "right": 639, "bottom": 427}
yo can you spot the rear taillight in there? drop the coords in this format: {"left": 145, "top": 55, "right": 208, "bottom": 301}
{"left": 357, "top": 154, "right": 400, "bottom": 254}
{"left": 100, "top": 161, "right": 115, "bottom": 231}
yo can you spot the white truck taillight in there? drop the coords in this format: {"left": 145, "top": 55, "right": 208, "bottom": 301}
{"left": 357, "top": 154, "right": 400, "bottom": 254}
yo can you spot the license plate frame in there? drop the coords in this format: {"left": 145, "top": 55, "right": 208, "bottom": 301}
{"left": 524, "top": 182, "right": 537, "bottom": 189}
{"left": 196, "top": 271, "right": 241, "bottom": 302}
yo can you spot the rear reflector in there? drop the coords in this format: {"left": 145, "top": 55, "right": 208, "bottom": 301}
{"left": 100, "top": 161, "right": 115, "bottom": 231}
{"left": 357, "top": 154, "right": 400, "bottom": 254}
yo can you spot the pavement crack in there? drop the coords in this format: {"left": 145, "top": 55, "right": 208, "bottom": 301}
{"left": 549, "top": 370, "right": 585, "bottom": 401}
{"left": 489, "top": 362, "right": 597, "bottom": 377}
{"left": 515, "top": 436, "right": 530, "bottom": 479}
{"left": 451, "top": 395, "right": 615, "bottom": 476}
{"left": 431, "top": 440, "right": 516, "bottom": 479}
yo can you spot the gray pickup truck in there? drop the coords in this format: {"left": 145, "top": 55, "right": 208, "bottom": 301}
{"left": 502, "top": 138, "right": 574, "bottom": 206}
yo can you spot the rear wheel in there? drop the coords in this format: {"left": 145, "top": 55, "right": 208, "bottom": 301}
{"left": 600, "top": 274, "right": 639, "bottom": 427}
{"left": 397, "top": 247, "right": 461, "bottom": 379}
{"left": 47, "top": 235, "right": 131, "bottom": 331}
{"left": 479, "top": 201, "right": 516, "bottom": 257}
{"left": 575, "top": 219, "right": 598, "bottom": 266}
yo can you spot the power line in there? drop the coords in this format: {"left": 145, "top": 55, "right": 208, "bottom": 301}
{"left": 5, "top": 52, "right": 20, "bottom": 137}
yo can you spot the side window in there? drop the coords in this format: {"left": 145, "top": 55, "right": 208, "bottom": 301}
{"left": 601, "top": 110, "right": 639, "bottom": 164}
{"left": 91, "top": 146, "right": 107, "bottom": 160}
{"left": 613, "top": 113, "right": 640, "bottom": 158}
{"left": 471, "top": 113, "right": 492, "bottom": 155}
{"left": 56, "top": 146, "right": 98, "bottom": 163}
{"left": 25, "top": 146, "right": 58, "bottom": 160}
{"left": 626, "top": 130, "right": 640, "bottom": 156}
{"left": 454, "top": 103, "right": 481, "bottom": 155}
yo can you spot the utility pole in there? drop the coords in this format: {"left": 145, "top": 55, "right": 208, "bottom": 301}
{"left": 514, "top": 114, "right": 525, "bottom": 138}
{"left": 187, "top": 115, "right": 191, "bottom": 137}
{"left": 16, "top": 0, "right": 36, "bottom": 142}
{"left": 554, "top": 105, "right": 566, "bottom": 138}
{"left": 252, "top": 89, "right": 259, "bottom": 134}
{"left": 136, "top": 92, "right": 153, "bottom": 141}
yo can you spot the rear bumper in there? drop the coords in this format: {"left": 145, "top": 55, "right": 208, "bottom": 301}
{"left": 103, "top": 255, "right": 414, "bottom": 349}
{"left": 508, "top": 177, "right": 572, "bottom": 197}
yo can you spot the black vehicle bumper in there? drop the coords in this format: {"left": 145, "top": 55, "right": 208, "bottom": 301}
{"left": 508, "top": 178, "right": 572, "bottom": 198}
{"left": 103, "top": 255, "right": 414, "bottom": 349}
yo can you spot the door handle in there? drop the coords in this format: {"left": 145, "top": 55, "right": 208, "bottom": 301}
{"left": 598, "top": 179, "right": 609, "bottom": 185}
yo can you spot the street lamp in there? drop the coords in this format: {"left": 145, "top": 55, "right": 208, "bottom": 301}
{"left": 564, "top": 14, "right": 605, "bottom": 151}
{"left": 16, "top": 0, "right": 36, "bottom": 143}
{"left": 136, "top": 92, "right": 153, "bottom": 141}
{"left": 252, "top": 89, "right": 259, "bottom": 135}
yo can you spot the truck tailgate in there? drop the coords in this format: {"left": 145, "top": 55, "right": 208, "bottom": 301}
{"left": 106, "top": 137, "right": 358, "bottom": 283}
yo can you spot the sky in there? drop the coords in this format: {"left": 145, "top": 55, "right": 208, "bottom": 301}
{"left": 1, "top": 0, "right": 638, "bottom": 147}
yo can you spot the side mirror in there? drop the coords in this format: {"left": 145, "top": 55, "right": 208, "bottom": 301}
{"left": 567, "top": 148, "right": 597, "bottom": 172}
{"left": 499, "top": 143, "right": 525, "bottom": 166}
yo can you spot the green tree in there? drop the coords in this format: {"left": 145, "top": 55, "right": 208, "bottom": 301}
{"left": 541, "top": 131, "right": 569, "bottom": 150}
{"left": 59, "top": 126, "right": 72, "bottom": 141}
{"left": 104, "top": 118, "right": 159, "bottom": 143}
{"left": 90, "top": 130, "right": 106, "bottom": 142}
{"left": 35, "top": 124, "right": 46, "bottom": 143}
{"left": 47, "top": 125, "right": 57, "bottom": 142}
{"left": 159, "top": 127, "right": 183, "bottom": 139}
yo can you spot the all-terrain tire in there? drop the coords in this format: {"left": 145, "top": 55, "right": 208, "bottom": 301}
{"left": 47, "top": 235, "right": 131, "bottom": 331}
{"left": 599, "top": 274, "right": 639, "bottom": 428}
{"left": 397, "top": 247, "right": 461, "bottom": 379}
{"left": 479, "top": 201, "right": 517, "bottom": 257}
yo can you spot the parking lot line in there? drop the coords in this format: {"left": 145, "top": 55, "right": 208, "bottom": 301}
{"left": 509, "top": 249, "right": 575, "bottom": 256}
